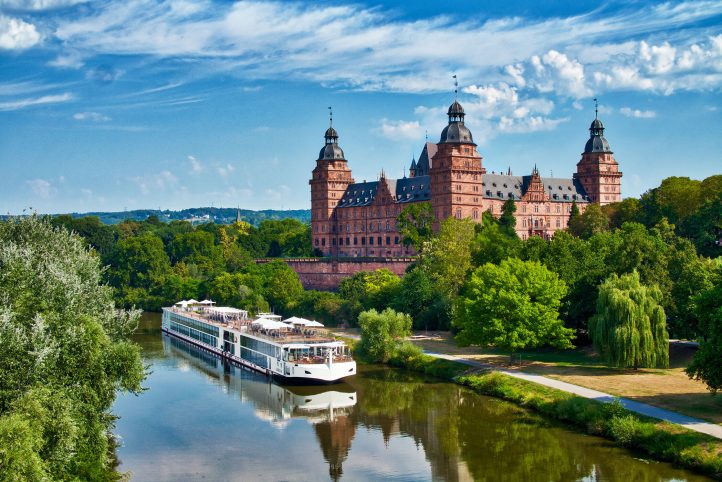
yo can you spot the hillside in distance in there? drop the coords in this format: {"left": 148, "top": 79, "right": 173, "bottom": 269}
{"left": 60, "top": 207, "right": 311, "bottom": 226}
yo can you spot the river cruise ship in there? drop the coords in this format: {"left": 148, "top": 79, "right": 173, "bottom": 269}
{"left": 161, "top": 300, "right": 356, "bottom": 383}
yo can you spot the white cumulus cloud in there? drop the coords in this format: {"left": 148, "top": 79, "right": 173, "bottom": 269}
{"left": 0, "top": 15, "right": 40, "bottom": 50}
{"left": 25, "top": 179, "right": 54, "bottom": 199}
{"left": 188, "top": 155, "right": 203, "bottom": 173}
{"left": 620, "top": 107, "right": 657, "bottom": 118}
{"left": 73, "top": 111, "right": 110, "bottom": 121}
{"left": 377, "top": 119, "right": 424, "bottom": 140}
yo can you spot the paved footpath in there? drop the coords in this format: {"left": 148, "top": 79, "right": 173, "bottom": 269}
{"left": 426, "top": 352, "right": 722, "bottom": 440}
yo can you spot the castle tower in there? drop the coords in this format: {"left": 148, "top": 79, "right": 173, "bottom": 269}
{"left": 575, "top": 110, "right": 622, "bottom": 205}
{"left": 310, "top": 122, "right": 354, "bottom": 256}
{"left": 429, "top": 100, "right": 484, "bottom": 225}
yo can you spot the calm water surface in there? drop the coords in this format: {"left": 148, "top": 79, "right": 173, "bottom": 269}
{"left": 113, "top": 313, "right": 711, "bottom": 481}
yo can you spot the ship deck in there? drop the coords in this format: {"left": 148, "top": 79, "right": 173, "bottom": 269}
{"left": 166, "top": 308, "right": 338, "bottom": 345}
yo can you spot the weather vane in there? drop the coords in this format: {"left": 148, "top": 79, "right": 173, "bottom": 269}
{"left": 328, "top": 106, "right": 333, "bottom": 126}
{"left": 453, "top": 74, "right": 458, "bottom": 99}
{"left": 593, "top": 98, "right": 598, "bottom": 119}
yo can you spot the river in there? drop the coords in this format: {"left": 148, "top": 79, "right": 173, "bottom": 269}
{"left": 112, "top": 312, "right": 710, "bottom": 481}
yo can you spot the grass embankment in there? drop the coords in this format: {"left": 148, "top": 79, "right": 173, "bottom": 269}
{"left": 412, "top": 333, "right": 722, "bottom": 425}
{"left": 386, "top": 350, "right": 722, "bottom": 480}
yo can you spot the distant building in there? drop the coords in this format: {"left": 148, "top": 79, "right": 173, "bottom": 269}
{"left": 310, "top": 99, "right": 622, "bottom": 257}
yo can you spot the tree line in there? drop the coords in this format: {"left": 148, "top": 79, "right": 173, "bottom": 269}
{"left": 43, "top": 174, "right": 722, "bottom": 392}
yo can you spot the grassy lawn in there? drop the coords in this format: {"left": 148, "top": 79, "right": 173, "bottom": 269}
{"left": 409, "top": 332, "right": 722, "bottom": 426}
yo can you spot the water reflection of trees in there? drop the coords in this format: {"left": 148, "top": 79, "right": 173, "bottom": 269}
{"left": 151, "top": 329, "right": 699, "bottom": 482}
{"left": 347, "top": 366, "right": 694, "bottom": 482}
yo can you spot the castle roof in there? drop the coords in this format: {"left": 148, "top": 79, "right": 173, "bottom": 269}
{"left": 414, "top": 142, "right": 436, "bottom": 176}
{"left": 482, "top": 173, "right": 590, "bottom": 203}
{"left": 336, "top": 176, "right": 431, "bottom": 208}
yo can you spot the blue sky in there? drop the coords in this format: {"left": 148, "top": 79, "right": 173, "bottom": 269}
{"left": 1, "top": 0, "right": 721, "bottom": 214}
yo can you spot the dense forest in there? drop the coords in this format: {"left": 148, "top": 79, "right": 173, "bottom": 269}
{"left": 48, "top": 175, "right": 720, "bottom": 332}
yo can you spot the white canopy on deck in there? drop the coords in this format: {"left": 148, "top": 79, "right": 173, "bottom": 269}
{"left": 198, "top": 299, "right": 215, "bottom": 305}
{"left": 252, "top": 319, "right": 288, "bottom": 330}
{"left": 283, "top": 316, "right": 324, "bottom": 328}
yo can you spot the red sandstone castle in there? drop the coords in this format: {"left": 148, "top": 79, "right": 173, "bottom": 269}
{"left": 310, "top": 100, "right": 622, "bottom": 257}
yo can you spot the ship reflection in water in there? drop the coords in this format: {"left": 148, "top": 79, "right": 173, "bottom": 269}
{"left": 114, "top": 314, "right": 708, "bottom": 482}
{"left": 166, "top": 335, "right": 356, "bottom": 480}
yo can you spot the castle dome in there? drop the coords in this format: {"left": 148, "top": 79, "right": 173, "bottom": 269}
{"left": 439, "top": 100, "right": 475, "bottom": 145}
{"left": 448, "top": 100, "right": 464, "bottom": 116}
{"left": 325, "top": 126, "right": 338, "bottom": 139}
{"left": 584, "top": 116, "right": 611, "bottom": 153}
{"left": 319, "top": 125, "right": 345, "bottom": 160}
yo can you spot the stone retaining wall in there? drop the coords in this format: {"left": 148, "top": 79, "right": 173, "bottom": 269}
{"left": 256, "top": 257, "right": 414, "bottom": 291}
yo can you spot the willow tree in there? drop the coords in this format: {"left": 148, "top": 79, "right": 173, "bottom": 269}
{"left": 589, "top": 271, "right": 669, "bottom": 369}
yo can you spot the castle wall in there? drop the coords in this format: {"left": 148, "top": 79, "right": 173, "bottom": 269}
{"left": 257, "top": 258, "right": 414, "bottom": 291}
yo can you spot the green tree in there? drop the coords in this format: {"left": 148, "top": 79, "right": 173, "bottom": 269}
{"left": 338, "top": 269, "right": 401, "bottom": 322}
{"left": 420, "top": 217, "right": 476, "bottom": 299}
{"left": 254, "top": 260, "right": 304, "bottom": 314}
{"left": 471, "top": 221, "right": 522, "bottom": 266}
{"left": 568, "top": 200, "right": 580, "bottom": 228}
{"left": 568, "top": 203, "right": 610, "bottom": 239}
{"left": 357, "top": 308, "right": 413, "bottom": 363}
{"left": 640, "top": 176, "right": 703, "bottom": 225}
{"left": 392, "top": 265, "right": 449, "bottom": 331}
{"left": 686, "top": 278, "right": 722, "bottom": 392}
{"left": 499, "top": 199, "right": 517, "bottom": 232}
{"left": 0, "top": 216, "right": 144, "bottom": 480}
{"left": 589, "top": 271, "right": 669, "bottom": 369}
{"left": 603, "top": 198, "right": 642, "bottom": 229}
{"left": 396, "top": 201, "right": 434, "bottom": 251}
{"left": 454, "top": 258, "right": 573, "bottom": 362}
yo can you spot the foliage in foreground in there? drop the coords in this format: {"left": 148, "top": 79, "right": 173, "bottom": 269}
{"left": 589, "top": 271, "right": 669, "bottom": 369}
{"left": 0, "top": 217, "right": 145, "bottom": 480}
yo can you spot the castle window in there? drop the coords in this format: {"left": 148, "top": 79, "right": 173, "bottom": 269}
{"left": 522, "top": 205, "right": 526, "bottom": 213}
{"left": 322, "top": 225, "right": 326, "bottom": 232}
{"left": 523, "top": 219, "right": 527, "bottom": 227}
{"left": 315, "top": 238, "right": 319, "bottom": 246}
{"left": 455, "top": 208, "right": 462, "bottom": 219}
{"left": 546, "top": 206, "right": 550, "bottom": 213}
{"left": 394, "top": 236, "right": 399, "bottom": 244}
{"left": 321, "top": 238, "right": 326, "bottom": 246}
{"left": 354, "top": 237, "right": 358, "bottom": 245}
{"left": 386, "top": 221, "right": 390, "bottom": 230}
{"left": 386, "top": 236, "right": 391, "bottom": 245}
{"left": 362, "top": 237, "right": 366, "bottom": 245}
{"left": 378, "top": 236, "right": 382, "bottom": 245}
{"left": 473, "top": 209, "right": 479, "bottom": 220}
{"left": 534, "top": 205, "right": 539, "bottom": 213}
{"left": 338, "top": 238, "right": 342, "bottom": 246}
{"left": 556, "top": 205, "right": 560, "bottom": 213}
{"left": 347, "top": 237, "right": 350, "bottom": 245}
{"left": 369, "top": 237, "right": 373, "bottom": 245}
{"left": 556, "top": 219, "right": 561, "bottom": 228}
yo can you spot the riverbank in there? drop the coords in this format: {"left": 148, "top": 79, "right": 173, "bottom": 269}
{"left": 384, "top": 350, "right": 722, "bottom": 480}
{"left": 411, "top": 332, "right": 722, "bottom": 426}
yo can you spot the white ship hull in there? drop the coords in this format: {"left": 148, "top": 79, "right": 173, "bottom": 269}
{"left": 162, "top": 308, "right": 356, "bottom": 384}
